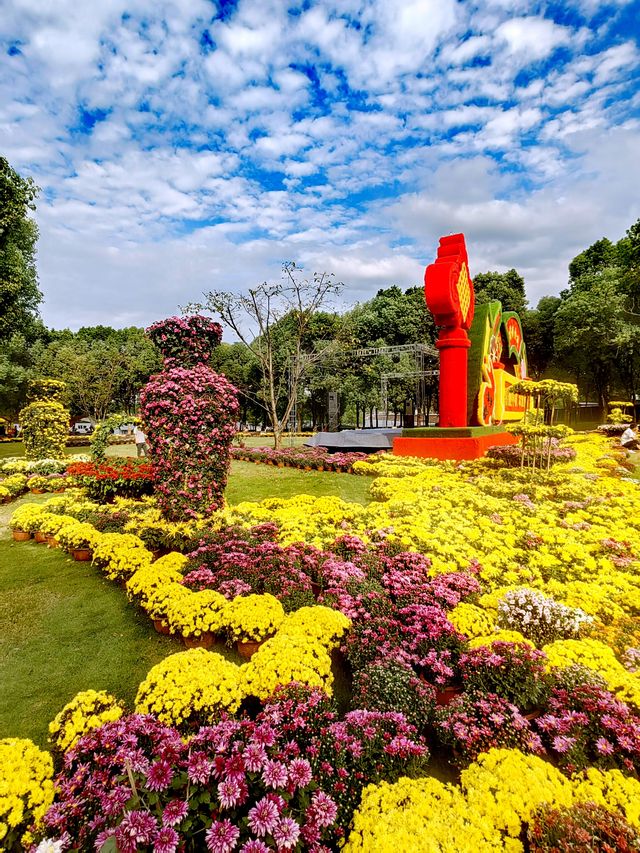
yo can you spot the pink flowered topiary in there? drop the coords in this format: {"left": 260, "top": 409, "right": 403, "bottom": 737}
{"left": 141, "top": 316, "right": 239, "bottom": 520}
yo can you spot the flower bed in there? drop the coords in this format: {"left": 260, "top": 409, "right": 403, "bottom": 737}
{"left": 66, "top": 458, "right": 154, "bottom": 501}
{"left": 8, "top": 430, "right": 640, "bottom": 850}
{"left": 231, "top": 444, "right": 376, "bottom": 473}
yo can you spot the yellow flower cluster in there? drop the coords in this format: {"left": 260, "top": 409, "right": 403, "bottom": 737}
{"left": 543, "top": 638, "right": 640, "bottom": 707}
{"left": 135, "top": 649, "right": 243, "bottom": 727}
{"left": 56, "top": 520, "right": 102, "bottom": 551}
{"left": 0, "top": 738, "right": 54, "bottom": 849}
{"left": 448, "top": 603, "right": 495, "bottom": 638}
{"left": 9, "top": 502, "right": 47, "bottom": 532}
{"left": 165, "top": 589, "right": 229, "bottom": 638}
{"left": 92, "top": 532, "right": 153, "bottom": 581}
{"left": 241, "top": 606, "right": 350, "bottom": 700}
{"left": 345, "top": 748, "right": 640, "bottom": 852}
{"left": 344, "top": 775, "right": 508, "bottom": 852}
{"left": 225, "top": 593, "right": 285, "bottom": 642}
{"left": 460, "top": 749, "right": 574, "bottom": 840}
{"left": 572, "top": 767, "right": 640, "bottom": 828}
{"left": 48, "top": 690, "right": 123, "bottom": 753}
{"left": 0, "top": 473, "right": 28, "bottom": 501}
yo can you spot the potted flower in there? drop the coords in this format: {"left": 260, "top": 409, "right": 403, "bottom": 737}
{"left": 165, "top": 589, "right": 228, "bottom": 649}
{"left": 225, "top": 593, "right": 285, "bottom": 658}
{"left": 458, "top": 641, "right": 548, "bottom": 715}
{"left": 27, "top": 474, "right": 49, "bottom": 494}
{"left": 435, "top": 691, "right": 543, "bottom": 765}
{"left": 56, "top": 521, "right": 101, "bottom": 561}
{"left": 9, "top": 504, "right": 45, "bottom": 541}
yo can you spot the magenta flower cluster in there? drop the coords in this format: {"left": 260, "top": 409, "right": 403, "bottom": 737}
{"left": 42, "top": 710, "right": 338, "bottom": 853}
{"left": 141, "top": 316, "right": 239, "bottom": 520}
{"left": 146, "top": 315, "right": 223, "bottom": 366}
{"left": 534, "top": 683, "right": 640, "bottom": 775}
{"left": 435, "top": 692, "right": 544, "bottom": 765}
{"left": 41, "top": 683, "right": 428, "bottom": 851}
{"left": 231, "top": 445, "right": 373, "bottom": 474}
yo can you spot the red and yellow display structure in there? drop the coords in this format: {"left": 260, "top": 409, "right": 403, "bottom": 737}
{"left": 393, "top": 233, "right": 526, "bottom": 460}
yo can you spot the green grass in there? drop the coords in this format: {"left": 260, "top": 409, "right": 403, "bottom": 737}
{"left": 226, "top": 461, "right": 371, "bottom": 505}
{"left": 0, "top": 457, "right": 369, "bottom": 746}
{"left": 0, "top": 530, "right": 177, "bottom": 746}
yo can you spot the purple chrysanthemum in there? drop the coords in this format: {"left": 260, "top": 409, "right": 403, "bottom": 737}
{"left": 162, "top": 799, "right": 189, "bottom": 827}
{"left": 248, "top": 797, "right": 280, "bottom": 837}
{"left": 205, "top": 818, "right": 240, "bottom": 853}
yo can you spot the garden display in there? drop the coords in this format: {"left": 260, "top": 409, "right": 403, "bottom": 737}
{"left": 18, "top": 379, "right": 70, "bottom": 461}
{"left": 141, "top": 315, "right": 239, "bottom": 520}
{"left": 5, "top": 423, "right": 640, "bottom": 850}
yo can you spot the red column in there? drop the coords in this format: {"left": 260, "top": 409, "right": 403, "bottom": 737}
{"left": 436, "top": 327, "right": 471, "bottom": 427}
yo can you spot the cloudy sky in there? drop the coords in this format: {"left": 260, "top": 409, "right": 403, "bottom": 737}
{"left": 2, "top": 0, "right": 639, "bottom": 331}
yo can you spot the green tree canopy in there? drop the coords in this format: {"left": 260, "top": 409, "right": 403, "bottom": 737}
{"left": 0, "top": 157, "right": 42, "bottom": 342}
{"left": 473, "top": 269, "right": 527, "bottom": 315}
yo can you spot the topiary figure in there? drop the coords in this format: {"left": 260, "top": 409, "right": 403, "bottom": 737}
{"left": 141, "top": 315, "right": 239, "bottom": 520}
{"left": 19, "top": 378, "right": 69, "bottom": 460}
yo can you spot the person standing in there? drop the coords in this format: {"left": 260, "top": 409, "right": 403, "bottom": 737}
{"left": 620, "top": 422, "right": 639, "bottom": 451}
{"left": 134, "top": 425, "right": 149, "bottom": 457}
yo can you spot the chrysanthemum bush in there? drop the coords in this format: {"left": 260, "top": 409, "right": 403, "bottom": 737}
{"left": 141, "top": 315, "right": 239, "bottom": 520}
{"left": 48, "top": 689, "right": 124, "bottom": 754}
{"left": 0, "top": 738, "right": 54, "bottom": 851}
{"left": 435, "top": 692, "right": 543, "bottom": 765}
{"left": 19, "top": 379, "right": 69, "bottom": 461}
{"left": 40, "top": 684, "right": 427, "bottom": 852}
{"left": 527, "top": 801, "right": 640, "bottom": 852}
{"left": 134, "top": 649, "right": 243, "bottom": 730}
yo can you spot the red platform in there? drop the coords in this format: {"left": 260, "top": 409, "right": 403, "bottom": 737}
{"left": 392, "top": 430, "right": 517, "bottom": 461}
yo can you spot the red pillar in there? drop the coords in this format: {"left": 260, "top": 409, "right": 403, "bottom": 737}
{"left": 436, "top": 327, "right": 471, "bottom": 427}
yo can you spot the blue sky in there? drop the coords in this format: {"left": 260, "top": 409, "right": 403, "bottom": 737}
{"left": 1, "top": 0, "right": 639, "bottom": 331}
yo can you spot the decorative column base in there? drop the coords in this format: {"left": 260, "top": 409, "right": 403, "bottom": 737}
{"left": 393, "top": 426, "right": 518, "bottom": 461}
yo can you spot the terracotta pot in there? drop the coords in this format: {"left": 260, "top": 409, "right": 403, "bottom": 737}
{"left": 12, "top": 529, "right": 32, "bottom": 542}
{"left": 184, "top": 632, "right": 214, "bottom": 649}
{"left": 71, "top": 548, "right": 93, "bottom": 562}
{"left": 311, "top": 581, "right": 321, "bottom": 599}
{"left": 435, "top": 685, "right": 463, "bottom": 707}
{"left": 46, "top": 535, "right": 60, "bottom": 548}
{"left": 150, "top": 550, "right": 162, "bottom": 561}
{"left": 236, "top": 639, "right": 263, "bottom": 659}
{"left": 153, "top": 619, "right": 171, "bottom": 635}
{"left": 523, "top": 708, "right": 542, "bottom": 721}
{"left": 34, "top": 530, "right": 48, "bottom": 543}
{"left": 30, "top": 488, "right": 45, "bottom": 494}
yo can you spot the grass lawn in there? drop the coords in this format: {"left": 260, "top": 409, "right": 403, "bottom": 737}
{"left": 0, "top": 459, "right": 369, "bottom": 747}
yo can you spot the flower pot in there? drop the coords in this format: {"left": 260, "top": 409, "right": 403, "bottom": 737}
{"left": 236, "top": 639, "right": 264, "bottom": 659}
{"left": 523, "top": 708, "right": 542, "bottom": 722}
{"left": 34, "top": 531, "right": 48, "bottom": 544}
{"left": 30, "top": 488, "right": 45, "bottom": 494}
{"left": 435, "top": 685, "right": 463, "bottom": 706}
{"left": 311, "top": 581, "right": 321, "bottom": 600}
{"left": 184, "top": 632, "right": 214, "bottom": 649}
{"left": 71, "top": 548, "right": 93, "bottom": 562}
{"left": 12, "top": 529, "right": 32, "bottom": 542}
{"left": 153, "top": 619, "right": 171, "bottom": 635}
{"left": 46, "top": 535, "right": 59, "bottom": 548}
{"left": 150, "top": 550, "right": 162, "bottom": 561}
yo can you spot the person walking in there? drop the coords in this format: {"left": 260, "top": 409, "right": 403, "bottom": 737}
{"left": 134, "top": 425, "right": 149, "bottom": 457}
{"left": 620, "top": 422, "right": 640, "bottom": 452}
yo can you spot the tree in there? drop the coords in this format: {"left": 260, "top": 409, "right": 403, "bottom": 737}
{"left": 568, "top": 237, "right": 618, "bottom": 285}
{"left": 0, "top": 157, "right": 42, "bottom": 342}
{"left": 473, "top": 269, "right": 527, "bottom": 315}
{"left": 521, "top": 296, "right": 561, "bottom": 379}
{"left": 190, "top": 263, "right": 343, "bottom": 448}
{"left": 34, "top": 327, "right": 160, "bottom": 419}
{"left": 553, "top": 272, "right": 626, "bottom": 406}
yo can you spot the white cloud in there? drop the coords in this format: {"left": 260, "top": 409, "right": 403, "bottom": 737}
{"left": 0, "top": 0, "right": 637, "bottom": 331}
{"left": 495, "top": 17, "right": 573, "bottom": 63}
